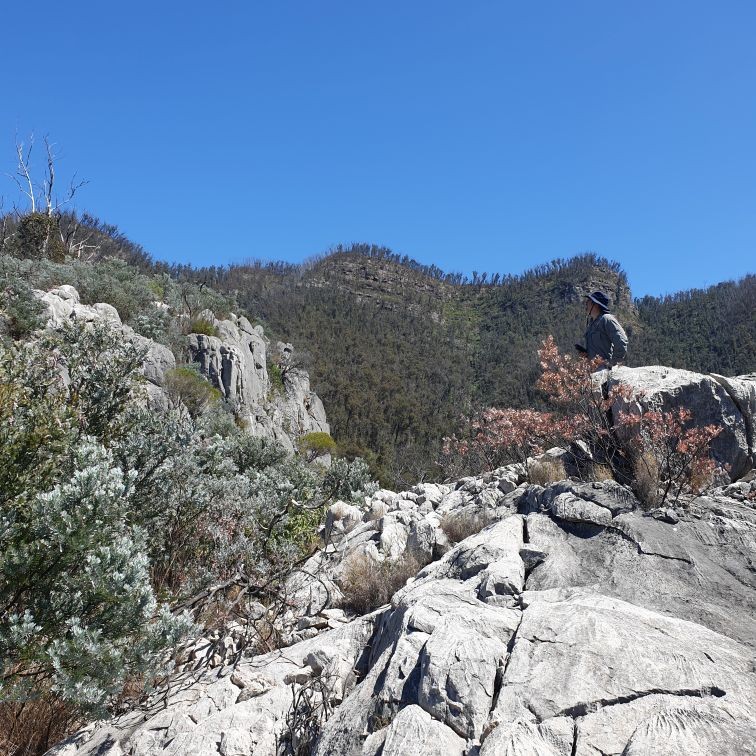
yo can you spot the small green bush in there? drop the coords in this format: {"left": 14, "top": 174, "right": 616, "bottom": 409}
{"left": 322, "top": 458, "right": 378, "bottom": 503}
{"left": 164, "top": 366, "right": 221, "bottom": 417}
{"left": 131, "top": 308, "right": 170, "bottom": 341}
{"left": 188, "top": 317, "right": 218, "bottom": 337}
{"left": 13, "top": 212, "right": 66, "bottom": 262}
{"left": 298, "top": 432, "right": 337, "bottom": 461}
{"left": 0, "top": 278, "right": 46, "bottom": 340}
{"left": 268, "top": 362, "right": 285, "bottom": 394}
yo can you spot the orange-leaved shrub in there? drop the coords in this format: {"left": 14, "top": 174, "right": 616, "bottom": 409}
{"left": 444, "top": 336, "right": 724, "bottom": 506}
{"left": 618, "top": 407, "right": 722, "bottom": 507}
{"left": 441, "top": 407, "right": 579, "bottom": 476}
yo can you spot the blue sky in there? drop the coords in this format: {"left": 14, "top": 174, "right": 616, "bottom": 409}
{"left": 2, "top": 1, "right": 754, "bottom": 297}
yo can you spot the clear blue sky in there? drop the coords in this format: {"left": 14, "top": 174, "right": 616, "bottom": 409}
{"left": 2, "top": 1, "right": 754, "bottom": 297}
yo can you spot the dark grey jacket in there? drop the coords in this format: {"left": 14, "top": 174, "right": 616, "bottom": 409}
{"left": 585, "top": 313, "right": 628, "bottom": 366}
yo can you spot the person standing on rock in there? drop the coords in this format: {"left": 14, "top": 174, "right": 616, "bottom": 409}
{"left": 575, "top": 291, "right": 628, "bottom": 369}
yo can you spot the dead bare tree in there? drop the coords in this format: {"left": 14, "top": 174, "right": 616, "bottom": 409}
{"left": 61, "top": 214, "right": 100, "bottom": 260}
{"left": 0, "top": 196, "right": 8, "bottom": 253}
{"left": 6, "top": 134, "right": 88, "bottom": 259}
{"left": 11, "top": 138, "right": 36, "bottom": 213}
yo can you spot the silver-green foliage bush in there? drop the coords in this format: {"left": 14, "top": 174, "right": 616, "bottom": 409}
{"left": 322, "top": 457, "right": 379, "bottom": 503}
{"left": 0, "top": 318, "right": 377, "bottom": 716}
{"left": 0, "top": 327, "right": 192, "bottom": 713}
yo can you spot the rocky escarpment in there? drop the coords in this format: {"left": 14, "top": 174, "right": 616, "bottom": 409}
{"left": 49, "top": 454, "right": 756, "bottom": 755}
{"left": 186, "top": 312, "right": 328, "bottom": 453}
{"left": 34, "top": 286, "right": 329, "bottom": 452}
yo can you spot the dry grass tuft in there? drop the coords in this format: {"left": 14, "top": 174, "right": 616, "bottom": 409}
{"left": 688, "top": 458, "right": 717, "bottom": 494}
{"left": 527, "top": 457, "right": 567, "bottom": 486}
{"left": 632, "top": 450, "right": 660, "bottom": 509}
{"left": 440, "top": 509, "right": 493, "bottom": 545}
{"left": 0, "top": 696, "right": 81, "bottom": 756}
{"left": 590, "top": 463, "right": 615, "bottom": 482}
{"left": 339, "top": 551, "right": 423, "bottom": 615}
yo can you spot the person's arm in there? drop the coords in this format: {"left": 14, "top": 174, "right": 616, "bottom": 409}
{"left": 604, "top": 315, "right": 628, "bottom": 365}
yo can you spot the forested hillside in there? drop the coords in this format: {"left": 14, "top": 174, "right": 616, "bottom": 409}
{"left": 634, "top": 277, "right": 756, "bottom": 375}
{"left": 3, "top": 210, "right": 753, "bottom": 486}
{"left": 186, "top": 247, "right": 755, "bottom": 485}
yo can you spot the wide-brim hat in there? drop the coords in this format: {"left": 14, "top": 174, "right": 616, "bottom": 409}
{"left": 584, "top": 291, "right": 611, "bottom": 311}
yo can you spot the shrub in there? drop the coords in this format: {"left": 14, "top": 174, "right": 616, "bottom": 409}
{"left": 0, "top": 329, "right": 192, "bottom": 716}
{"left": 442, "top": 407, "right": 578, "bottom": 476}
{"left": 440, "top": 509, "right": 493, "bottom": 544}
{"left": 268, "top": 361, "right": 285, "bottom": 394}
{"left": 536, "top": 335, "right": 626, "bottom": 465}
{"left": 173, "top": 281, "right": 234, "bottom": 322}
{"left": 131, "top": 307, "right": 170, "bottom": 341}
{"left": 620, "top": 407, "right": 722, "bottom": 508}
{"left": 225, "top": 431, "right": 289, "bottom": 471}
{"left": 164, "top": 366, "right": 221, "bottom": 417}
{"left": 322, "top": 458, "right": 378, "bottom": 503}
{"left": 298, "top": 432, "right": 337, "bottom": 461}
{"left": 0, "top": 277, "right": 46, "bottom": 340}
{"left": 339, "top": 552, "right": 423, "bottom": 615}
{"left": 73, "top": 260, "right": 156, "bottom": 324}
{"left": 13, "top": 212, "right": 66, "bottom": 262}
{"left": 188, "top": 317, "right": 218, "bottom": 337}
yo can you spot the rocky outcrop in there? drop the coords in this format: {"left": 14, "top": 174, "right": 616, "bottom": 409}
{"left": 34, "top": 285, "right": 176, "bottom": 409}
{"left": 50, "top": 461, "right": 756, "bottom": 756}
{"left": 186, "top": 314, "right": 270, "bottom": 409}
{"left": 186, "top": 314, "right": 329, "bottom": 452}
{"left": 604, "top": 365, "right": 756, "bottom": 480}
{"left": 34, "top": 287, "right": 329, "bottom": 452}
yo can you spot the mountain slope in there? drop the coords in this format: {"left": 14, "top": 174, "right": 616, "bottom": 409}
{"left": 204, "top": 251, "right": 635, "bottom": 484}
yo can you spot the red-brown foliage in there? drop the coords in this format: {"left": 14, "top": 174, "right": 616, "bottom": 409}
{"left": 443, "top": 336, "right": 724, "bottom": 505}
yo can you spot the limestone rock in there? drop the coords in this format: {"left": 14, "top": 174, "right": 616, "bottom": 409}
{"left": 710, "top": 372, "right": 756, "bottom": 470}
{"left": 35, "top": 287, "right": 332, "bottom": 452}
{"left": 48, "top": 467, "right": 756, "bottom": 756}
{"left": 375, "top": 704, "right": 465, "bottom": 756}
{"left": 549, "top": 491, "right": 614, "bottom": 527}
{"left": 492, "top": 590, "right": 753, "bottom": 723}
{"left": 606, "top": 365, "right": 754, "bottom": 480}
{"left": 33, "top": 286, "right": 176, "bottom": 400}
{"left": 481, "top": 717, "right": 574, "bottom": 756}
{"left": 187, "top": 313, "right": 329, "bottom": 451}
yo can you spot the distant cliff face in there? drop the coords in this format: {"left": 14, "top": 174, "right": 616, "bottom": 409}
{"left": 186, "top": 311, "right": 329, "bottom": 452}
{"left": 304, "top": 253, "right": 455, "bottom": 321}
{"left": 304, "top": 251, "right": 634, "bottom": 313}
{"left": 34, "top": 286, "right": 329, "bottom": 453}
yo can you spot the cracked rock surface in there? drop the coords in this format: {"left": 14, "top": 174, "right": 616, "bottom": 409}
{"left": 48, "top": 463, "right": 756, "bottom": 756}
